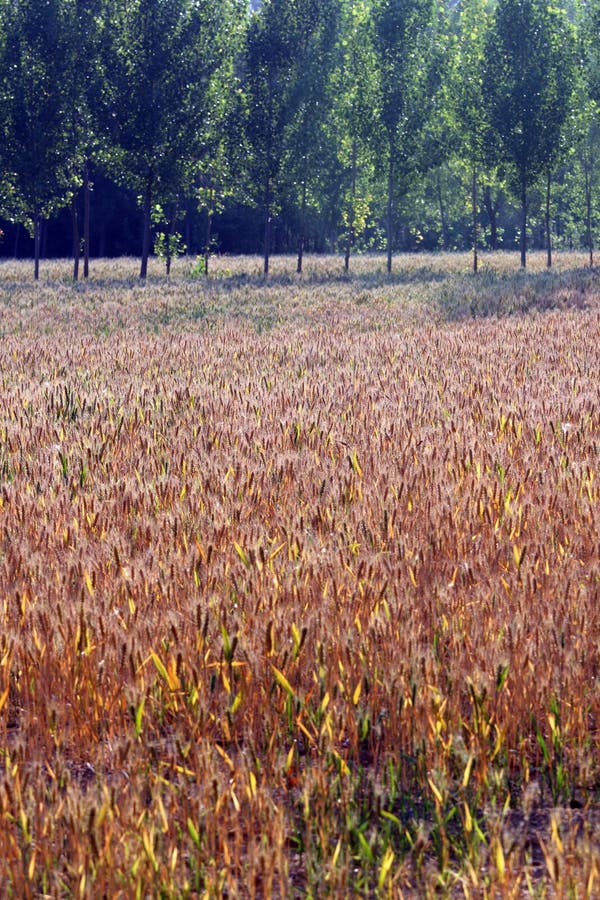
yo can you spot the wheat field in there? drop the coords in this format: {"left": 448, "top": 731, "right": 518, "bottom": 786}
{"left": 0, "top": 253, "right": 598, "bottom": 896}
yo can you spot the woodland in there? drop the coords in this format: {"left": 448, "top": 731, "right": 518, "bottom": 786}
{"left": 1, "top": 0, "right": 600, "bottom": 278}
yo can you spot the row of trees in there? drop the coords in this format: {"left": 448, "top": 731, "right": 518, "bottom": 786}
{"left": 0, "top": 0, "right": 599, "bottom": 279}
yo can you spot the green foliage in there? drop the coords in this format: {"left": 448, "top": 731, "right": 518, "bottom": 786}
{"left": 330, "top": 0, "right": 380, "bottom": 269}
{"left": 101, "top": 0, "right": 244, "bottom": 277}
{"left": 0, "top": 0, "right": 597, "bottom": 268}
{"left": 482, "top": 0, "right": 576, "bottom": 190}
{"left": 281, "top": 0, "right": 342, "bottom": 270}
{"left": 0, "top": 0, "right": 82, "bottom": 276}
{"left": 372, "top": 0, "right": 445, "bottom": 269}
{"left": 373, "top": 0, "right": 444, "bottom": 174}
{"left": 482, "top": 0, "right": 576, "bottom": 265}
{"left": 582, "top": 0, "right": 600, "bottom": 106}
{"left": 189, "top": 256, "right": 207, "bottom": 278}
{"left": 242, "top": 0, "right": 309, "bottom": 273}
{"left": 153, "top": 231, "right": 186, "bottom": 262}
{"left": 448, "top": 0, "right": 489, "bottom": 166}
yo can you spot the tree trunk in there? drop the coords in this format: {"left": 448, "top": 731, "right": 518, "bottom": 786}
{"left": 344, "top": 140, "right": 357, "bottom": 273}
{"left": 184, "top": 203, "right": 192, "bottom": 256}
{"left": 437, "top": 170, "right": 449, "bottom": 254}
{"left": 483, "top": 185, "right": 498, "bottom": 251}
{"left": 34, "top": 216, "right": 41, "bottom": 281}
{"left": 140, "top": 169, "right": 153, "bottom": 280}
{"left": 386, "top": 150, "right": 394, "bottom": 274}
{"left": 546, "top": 170, "right": 552, "bottom": 269}
{"left": 204, "top": 190, "right": 215, "bottom": 278}
{"left": 263, "top": 176, "right": 271, "bottom": 277}
{"left": 297, "top": 175, "right": 307, "bottom": 275}
{"left": 165, "top": 205, "right": 179, "bottom": 276}
{"left": 520, "top": 177, "right": 527, "bottom": 269}
{"left": 204, "top": 214, "right": 212, "bottom": 277}
{"left": 71, "top": 193, "right": 80, "bottom": 281}
{"left": 472, "top": 166, "right": 478, "bottom": 274}
{"left": 83, "top": 160, "right": 90, "bottom": 279}
{"left": 583, "top": 158, "right": 593, "bottom": 268}
{"left": 13, "top": 223, "right": 20, "bottom": 259}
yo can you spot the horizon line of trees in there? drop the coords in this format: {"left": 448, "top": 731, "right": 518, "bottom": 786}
{"left": 1, "top": 0, "right": 600, "bottom": 280}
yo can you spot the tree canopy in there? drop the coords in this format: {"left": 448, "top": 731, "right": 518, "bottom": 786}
{"left": 482, "top": 0, "right": 575, "bottom": 266}
{"left": 0, "top": 0, "right": 595, "bottom": 276}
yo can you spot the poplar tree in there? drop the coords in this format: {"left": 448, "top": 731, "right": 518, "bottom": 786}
{"left": 584, "top": 0, "right": 600, "bottom": 105}
{"left": 243, "top": 0, "right": 298, "bottom": 276}
{"left": 0, "top": 0, "right": 79, "bottom": 279}
{"left": 65, "top": 0, "right": 105, "bottom": 280}
{"left": 333, "top": 0, "right": 379, "bottom": 272}
{"left": 102, "top": 0, "right": 241, "bottom": 279}
{"left": 448, "top": 0, "right": 489, "bottom": 272}
{"left": 580, "top": 0, "right": 600, "bottom": 264}
{"left": 482, "top": 0, "right": 575, "bottom": 268}
{"left": 283, "top": 0, "right": 341, "bottom": 273}
{"left": 372, "top": 0, "right": 442, "bottom": 273}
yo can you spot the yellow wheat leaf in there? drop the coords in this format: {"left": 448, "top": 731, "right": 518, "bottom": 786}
{"left": 428, "top": 777, "right": 443, "bottom": 805}
{"left": 215, "top": 743, "right": 234, "bottom": 771}
{"left": 495, "top": 838, "right": 505, "bottom": 880}
{"left": 285, "top": 744, "right": 295, "bottom": 772}
{"left": 463, "top": 801, "right": 473, "bottom": 834}
{"left": 378, "top": 846, "right": 395, "bottom": 890}
{"left": 271, "top": 665, "right": 295, "bottom": 698}
{"left": 234, "top": 541, "right": 251, "bottom": 568}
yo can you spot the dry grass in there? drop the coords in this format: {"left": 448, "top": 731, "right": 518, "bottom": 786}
{"left": 1, "top": 250, "right": 599, "bottom": 336}
{"left": 0, "top": 253, "right": 598, "bottom": 896}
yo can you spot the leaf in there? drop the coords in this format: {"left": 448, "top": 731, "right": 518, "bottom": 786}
{"left": 496, "top": 663, "right": 509, "bottom": 693}
{"left": 462, "top": 754, "right": 474, "bottom": 789}
{"left": 536, "top": 730, "right": 551, "bottom": 766}
{"left": 380, "top": 809, "right": 401, "bottom": 827}
{"left": 187, "top": 817, "right": 201, "bottom": 849}
{"left": 230, "top": 691, "right": 242, "bottom": 715}
{"left": 285, "top": 744, "right": 295, "bottom": 773}
{"left": 142, "top": 829, "right": 158, "bottom": 872}
{"left": 428, "top": 776, "right": 443, "bottom": 805}
{"left": 134, "top": 696, "right": 145, "bottom": 738}
{"left": 84, "top": 570, "right": 94, "bottom": 596}
{"left": 215, "top": 743, "right": 234, "bottom": 771}
{"left": 349, "top": 449, "right": 363, "bottom": 477}
{"left": 331, "top": 838, "right": 342, "bottom": 868}
{"left": 269, "top": 542, "right": 286, "bottom": 561}
{"left": 248, "top": 771, "right": 257, "bottom": 799}
{"left": 513, "top": 545, "right": 526, "bottom": 569}
{"left": 221, "top": 625, "right": 237, "bottom": 664}
{"left": 150, "top": 650, "right": 178, "bottom": 691}
{"left": 234, "top": 540, "right": 251, "bottom": 568}
{"left": 271, "top": 665, "right": 295, "bottom": 699}
{"left": 495, "top": 838, "right": 505, "bottom": 880}
{"left": 291, "top": 622, "right": 305, "bottom": 659}
{"left": 378, "top": 846, "right": 395, "bottom": 890}
{"left": 463, "top": 801, "right": 473, "bottom": 834}
{"left": 357, "top": 830, "right": 373, "bottom": 863}
{"left": 265, "top": 620, "right": 275, "bottom": 657}
{"left": 331, "top": 748, "right": 350, "bottom": 777}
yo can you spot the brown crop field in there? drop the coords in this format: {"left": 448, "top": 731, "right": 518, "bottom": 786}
{"left": 0, "top": 252, "right": 599, "bottom": 896}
